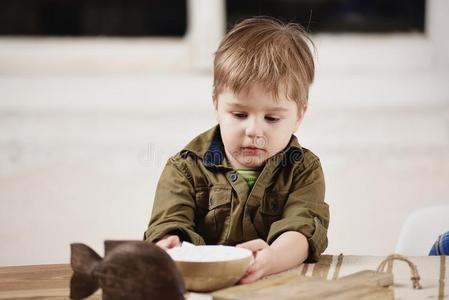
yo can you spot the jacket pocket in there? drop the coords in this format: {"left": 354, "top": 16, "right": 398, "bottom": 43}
{"left": 255, "top": 190, "right": 289, "bottom": 236}
{"left": 195, "top": 186, "right": 232, "bottom": 243}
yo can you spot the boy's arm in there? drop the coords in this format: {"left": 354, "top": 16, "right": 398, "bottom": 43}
{"left": 144, "top": 157, "right": 205, "bottom": 245}
{"left": 238, "top": 231, "right": 308, "bottom": 283}
{"left": 267, "top": 157, "right": 329, "bottom": 262}
{"left": 269, "top": 231, "right": 308, "bottom": 272}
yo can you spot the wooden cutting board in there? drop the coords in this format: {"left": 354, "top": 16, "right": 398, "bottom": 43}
{"left": 212, "top": 270, "right": 394, "bottom": 300}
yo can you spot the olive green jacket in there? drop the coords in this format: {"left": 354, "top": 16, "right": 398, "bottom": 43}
{"left": 144, "top": 126, "right": 329, "bottom": 262}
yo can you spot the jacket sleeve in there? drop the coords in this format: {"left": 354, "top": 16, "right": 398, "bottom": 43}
{"left": 266, "top": 158, "right": 329, "bottom": 262}
{"left": 144, "top": 157, "right": 206, "bottom": 245}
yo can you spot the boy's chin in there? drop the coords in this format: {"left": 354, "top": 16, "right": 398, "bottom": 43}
{"left": 236, "top": 157, "right": 266, "bottom": 168}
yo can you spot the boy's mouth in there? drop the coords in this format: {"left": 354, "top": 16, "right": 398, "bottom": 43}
{"left": 241, "top": 147, "right": 265, "bottom": 155}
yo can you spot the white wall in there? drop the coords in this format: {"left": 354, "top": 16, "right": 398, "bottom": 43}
{"left": 1, "top": 0, "right": 448, "bottom": 266}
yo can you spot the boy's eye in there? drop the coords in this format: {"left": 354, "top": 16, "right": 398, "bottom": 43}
{"left": 265, "top": 116, "right": 280, "bottom": 122}
{"left": 231, "top": 112, "right": 247, "bottom": 119}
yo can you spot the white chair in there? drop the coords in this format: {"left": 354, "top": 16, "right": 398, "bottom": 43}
{"left": 395, "top": 206, "right": 449, "bottom": 256}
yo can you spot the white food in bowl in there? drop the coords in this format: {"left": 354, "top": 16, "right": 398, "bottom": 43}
{"left": 167, "top": 244, "right": 252, "bottom": 262}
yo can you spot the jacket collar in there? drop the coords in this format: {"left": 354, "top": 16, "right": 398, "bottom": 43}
{"left": 182, "top": 125, "right": 304, "bottom": 168}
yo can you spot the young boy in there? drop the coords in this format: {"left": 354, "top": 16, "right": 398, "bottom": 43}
{"left": 144, "top": 17, "right": 329, "bottom": 284}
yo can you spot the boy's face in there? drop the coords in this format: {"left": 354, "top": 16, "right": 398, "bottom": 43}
{"left": 214, "top": 84, "right": 305, "bottom": 169}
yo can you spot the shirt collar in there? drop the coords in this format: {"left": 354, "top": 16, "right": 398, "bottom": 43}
{"left": 203, "top": 130, "right": 226, "bottom": 167}
{"left": 181, "top": 125, "right": 228, "bottom": 168}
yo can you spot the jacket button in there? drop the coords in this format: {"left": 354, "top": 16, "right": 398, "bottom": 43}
{"left": 270, "top": 201, "right": 279, "bottom": 212}
{"left": 229, "top": 173, "right": 238, "bottom": 182}
{"left": 209, "top": 197, "right": 213, "bottom": 206}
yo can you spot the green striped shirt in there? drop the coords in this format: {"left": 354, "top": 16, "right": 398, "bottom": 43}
{"left": 236, "top": 168, "right": 261, "bottom": 189}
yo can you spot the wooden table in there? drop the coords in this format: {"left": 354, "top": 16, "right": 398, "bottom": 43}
{"left": 0, "top": 255, "right": 446, "bottom": 299}
{"left": 0, "top": 264, "right": 99, "bottom": 300}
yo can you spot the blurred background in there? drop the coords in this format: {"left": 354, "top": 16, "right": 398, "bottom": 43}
{"left": 0, "top": 0, "right": 448, "bottom": 266}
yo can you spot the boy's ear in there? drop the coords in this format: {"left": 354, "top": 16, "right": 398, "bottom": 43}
{"left": 212, "top": 97, "right": 219, "bottom": 121}
{"left": 212, "top": 96, "right": 218, "bottom": 110}
{"left": 294, "top": 105, "right": 307, "bottom": 132}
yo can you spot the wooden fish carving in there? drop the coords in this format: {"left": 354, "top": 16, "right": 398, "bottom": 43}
{"left": 70, "top": 240, "right": 185, "bottom": 300}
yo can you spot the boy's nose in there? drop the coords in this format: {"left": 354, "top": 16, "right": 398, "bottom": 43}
{"left": 245, "top": 119, "right": 264, "bottom": 138}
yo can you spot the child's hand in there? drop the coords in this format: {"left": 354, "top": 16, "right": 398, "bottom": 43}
{"left": 155, "top": 235, "right": 182, "bottom": 250}
{"left": 236, "top": 239, "right": 275, "bottom": 284}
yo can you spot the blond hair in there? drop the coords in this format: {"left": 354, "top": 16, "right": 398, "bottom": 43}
{"left": 213, "top": 17, "right": 315, "bottom": 108}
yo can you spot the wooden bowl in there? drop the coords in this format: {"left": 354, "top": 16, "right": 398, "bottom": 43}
{"left": 167, "top": 245, "right": 252, "bottom": 292}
